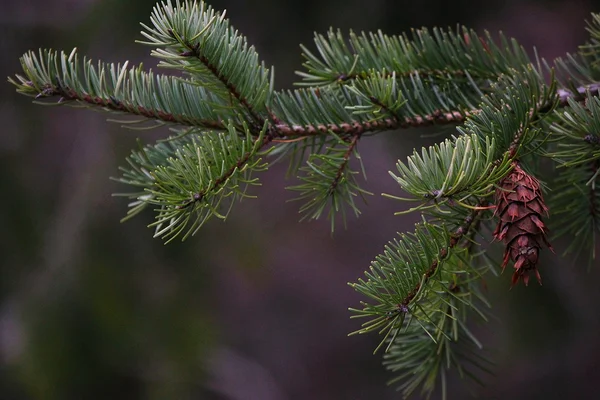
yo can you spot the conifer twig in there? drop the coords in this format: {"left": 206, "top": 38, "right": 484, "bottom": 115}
{"left": 397, "top": 209, "right": 479, "bottom": 311}
{"left": 177, "top": 38, "right": 266, "bottom": 129}
{"left": 33, "top": 81, "right": 227, "bottom": 130}
{"left": 271, "top": 110, "right": 470, "bottom": 137}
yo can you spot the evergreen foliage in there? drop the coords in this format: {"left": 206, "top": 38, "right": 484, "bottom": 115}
{"left": 9, "top": 0, "right": 600, "bottom": 397}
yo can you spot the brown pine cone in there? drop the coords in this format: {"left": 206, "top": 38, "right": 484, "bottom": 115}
{"left": 493, "top": 162, "right": 552, "bottom": 286}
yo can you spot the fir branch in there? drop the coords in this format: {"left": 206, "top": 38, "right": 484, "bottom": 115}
{"left": 9, "top": 49, "right": 233, "bottom": 131}
{"left": 383, "top": 274, "right": 492, "bottom": 399}
{"left": 366, "top": 215, "right": 492, "bottom": 398}
{"left": 191, "top": 49, "right": 265, "bottom": 128}
{"left": 287, "top": 133, "right": 371, "bottom": 231}
{"left": 138, "top": 0, "right": 272, "bottom": 129}
{"left": 270, "top": 109, "right": 468, "bottom": 137}
{"left": 270, "top": 71, "right": 481, "bottom": 140}
{"left": 396, "top": 210, "right": 478, "bottom": 311}
{"left": 386, "top": 134, "right": 513, "bottom": 213}
{"left": 297, "top": 27, "right": 531, "bottom": 87}
{"left": 112, "top": 131, "right": 200, "bottom": 220}
{"left": 457, "top": 66, "right": 557, "bottom": 157}
{"left": 267, "top": 81, "right": 596, "bottom": 140}
{"left": 11, "top": 3, "right": 600, "bottom": 396}
{"left": 349, "top": 222, "right": 450, "bottom": 338}
{"left": 272, "top": 65, "right": 563, "bottom": 144}
{"left": 349, "top": 209, "right": 478, "bottom": 342}
{"left": 176, "top": 132, "right": 269, "bottom": 210}
{"left": 115, "top": 122, "right": 269, "bottom": 242}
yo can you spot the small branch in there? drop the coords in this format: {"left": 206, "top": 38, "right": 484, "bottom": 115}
{"left": 35, "top": 84, "right": 227, "bottom": 131}
{"left": 332, "top": 35, "right": 494, "bottom": 85}
{"left": 180, "top": 41, "right": 265, "bottom": 130}
{"left": 267, "top": 83, "right": 600, "bottom": 140}
{"left": 33, "top": 70, "right": 600, "bottom": 142}
{"left": 176, "top": 135, "right": 272, "bottom": 210}
{"left": 337, "top": 68, "right": 600, "bottom": 108}
{"left": 398, "top": 209, "right": 479, "bottom": 310}
{"left": 507, "top": 93, "right": 560, "bottom": 158}
{"left": 328, "top": 134, "right": 360, "bottom": 194}
{"left": 270, "top": 110, "right": 470, "bottom": 138}
{"left": 269, "top": 83, "right": 600, "bottom": 139}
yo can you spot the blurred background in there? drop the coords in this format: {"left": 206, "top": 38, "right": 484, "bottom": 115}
{"left": 2, "top": 0, "right": 600, "bottom": 399}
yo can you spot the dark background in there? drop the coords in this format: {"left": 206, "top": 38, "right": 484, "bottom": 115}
{"left": 2, "top": 0, "right": 600, "bottom": 399}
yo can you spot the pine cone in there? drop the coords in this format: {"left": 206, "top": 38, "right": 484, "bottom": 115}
{"left": 493, "top": 162, "right": 552, "bottom": 286}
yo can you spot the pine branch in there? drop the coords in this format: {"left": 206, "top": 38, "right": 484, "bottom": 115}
{"left": 113, "top": 131, "right": 202, "bottom": 220}
{"left": 115, "top": 122, "right": 269, "bottom": 242}
{"left": 349, "top": 65, "right": 559, "bottom": 393}
{"left": 383, "top": 67, "right": 555, "bottom": 215}
{"left": 383, "top": 271, "right": 492, "bottom": 399}
{"left": 287, "top": 133, "right": 371, "bottom": 230}
{"left": 386, "top": 134, "right": 513, "bottom": 213}
{"left": 9, "top": 30, "right": 587, "bottom": 147}
{"left": 270, "top": 109, "right": 469, "bottom": 137}
{"left": 10, "top": 2, "right": 600, "bottom": 397}
{"left": 349, "top": 207, "right": 478, "bottom": 341}
{"left": 332, "top": 133, "right": 360, "bottom": 189}
{"left": 269, "top": 70, "right": 481, "bottom": 141}
{"left": 138, "top": 0, "right": 273, "bottom": 131}
{"left": 268, "top": 81, "right": 595, "bottom": 140}
{"left": 296, "top": 27, "right": 531, "bottom": 87}
{"left": 457, "top": 67, "right": 557, "bottom": 154}
{"left": 9, "top": 49, "right": 232, "bottom": 131}
{"left": 399, "top": 210, "right": 479, "bottom": 309}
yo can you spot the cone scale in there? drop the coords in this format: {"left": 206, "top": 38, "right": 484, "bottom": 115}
{"left": 493, "top": 162, "right": 552, "bottom": 286}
